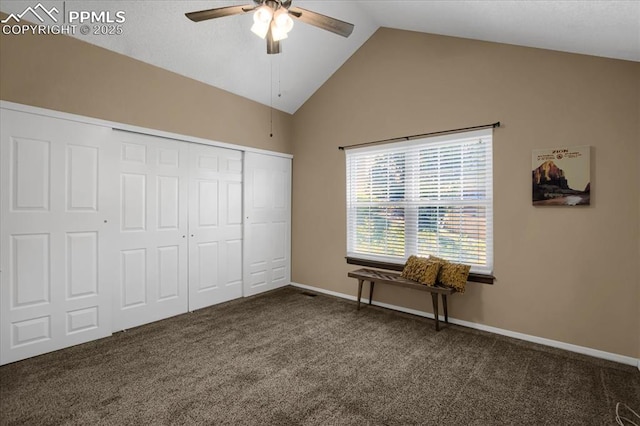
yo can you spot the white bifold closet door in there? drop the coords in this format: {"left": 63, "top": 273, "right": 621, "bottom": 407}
{"left": 112, "top": 132, "right": 189, "bottom": 331}
{"left": 1, "top": 104, "right": 290, "bottom": 365}
{"left": 0, "top": 109, "right": 118, "bottom": 365}
{"left": 112, "top": 132, "right": 244, "bottom": 330}
{"left": 243, "top": 152, "right": 291, "bottom": 297}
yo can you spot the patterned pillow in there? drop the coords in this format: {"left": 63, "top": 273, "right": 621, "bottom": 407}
{"left": 401, "top": 255, "right": 427, "bottom": 282}
{"left": 418, "top": 260, "right": 442, "bottom": 286}
{"left": 438, "top": 262, "right": 471, "bottom": 293}
{"left": 401, "top": 255, "right": 443, "bottom": 286}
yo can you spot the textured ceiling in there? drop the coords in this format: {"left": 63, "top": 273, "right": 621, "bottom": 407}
{"left": 2, "top": 1, "right": 639, "bottom": 113}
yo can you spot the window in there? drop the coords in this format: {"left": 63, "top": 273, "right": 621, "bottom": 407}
{"left": 346, "top": 129, "right": 493, "bottom": 274}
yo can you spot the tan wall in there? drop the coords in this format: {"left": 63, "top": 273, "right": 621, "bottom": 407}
{"left": 0, "top": 20, "right": 293, "bottom": 154}
{"left": 292, "top": 28, "right": 640, "bottom": 358}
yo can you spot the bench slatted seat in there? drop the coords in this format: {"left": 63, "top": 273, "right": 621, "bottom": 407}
{"left": 348, "top": 268, "right": 456, "bottom": 331}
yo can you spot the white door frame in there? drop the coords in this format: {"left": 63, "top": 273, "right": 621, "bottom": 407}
{"left": 0, "top": 102, "right": 292, "bottom": 160}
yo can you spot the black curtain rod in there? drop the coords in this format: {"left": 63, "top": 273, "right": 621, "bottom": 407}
{"left": 338, "top": 121, "right": 501, "bottom": 151}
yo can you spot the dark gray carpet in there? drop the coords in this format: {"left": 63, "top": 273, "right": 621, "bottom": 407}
{"left": 1, "top": 286, "right": 638, "bottom": 425}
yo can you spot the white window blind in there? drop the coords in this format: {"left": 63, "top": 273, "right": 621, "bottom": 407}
{"left": 346, "top": 129, "right": 493, "bottom": 274}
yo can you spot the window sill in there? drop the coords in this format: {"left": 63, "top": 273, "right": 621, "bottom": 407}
{"left": 345, "top": 256, "right": 495, "bottom": 285}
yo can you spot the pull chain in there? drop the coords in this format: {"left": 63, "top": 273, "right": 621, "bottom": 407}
{"left": 270, "top": 55, "right": 273, "bottom": 138}
{"left": 278, "top": 53, "right": 282, "bottom": 99}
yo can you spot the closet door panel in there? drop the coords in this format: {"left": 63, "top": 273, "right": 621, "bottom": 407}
{"left": 112, "top": 132, "right": 188, "bottom": 331}
{"left": 0, "top": 109, "right": 117, "bottom": 365}
{"left": 188, "top": 144, "right": 243, "bottom": 311}
{"left": 243, "top": 153, "right": 291, "bottom": 297}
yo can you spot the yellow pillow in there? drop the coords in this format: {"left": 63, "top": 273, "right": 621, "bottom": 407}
{"left": 418, "top": 260, "right": 442, "bottom": 286}
{"left": 438, "top": 262, "right": 471, "bottom": 293}
{"left": 401, "top": 255, "right": 428, "bottom": 282}
{"left": 401, "top": 255, "right": 443, "bottom": 286}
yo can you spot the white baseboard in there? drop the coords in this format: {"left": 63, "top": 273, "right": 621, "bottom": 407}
{"left": 290, "top": 282, "right": 640, "bottom": 369}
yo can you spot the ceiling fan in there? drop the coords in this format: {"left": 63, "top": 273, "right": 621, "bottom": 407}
{"left": 185, "top": 0, "right": 355, "bottom": 54}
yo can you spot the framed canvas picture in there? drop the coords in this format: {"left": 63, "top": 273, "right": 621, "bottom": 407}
{"left": 532, "top": 146, "right": 590, "bottom": 206}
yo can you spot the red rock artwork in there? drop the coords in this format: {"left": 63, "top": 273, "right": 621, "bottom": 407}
{"left": 532, "top": 147, "right": 590, "bottom": 206}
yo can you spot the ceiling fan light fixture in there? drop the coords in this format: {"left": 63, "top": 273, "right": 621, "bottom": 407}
{"left": 270, "top": 20, "right": 289, "bottom": 41}
{"left": 251, "top": 20, "right": 270, "bottom": 39}
{"left": 273, "top": 8, "right": 294, "bottom": 34}
{"left": 186, "top": 1, "right": 355, "bottom": 54}
{"left": 251, "top": 5, "right": 273, "bottom": 39}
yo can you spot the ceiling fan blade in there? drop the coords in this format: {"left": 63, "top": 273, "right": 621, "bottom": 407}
{"left": 288, "top": 7, "right": 354, "bottom": 38}
{"left": 185, "top": 5, "right": 254, "bottom": 22}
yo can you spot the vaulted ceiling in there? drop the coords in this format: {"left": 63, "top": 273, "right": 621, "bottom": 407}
{"left": 2, "top": 1, "right": 639, "bottom": 114}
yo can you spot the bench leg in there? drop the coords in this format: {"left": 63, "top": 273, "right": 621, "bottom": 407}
{"left": 369, "top": 281, "right": 375, "bottom": 305}
{"left": 431, "top": 293, "right": 440, "bottom": 331}
{"left": 442, "top": 294, "right": 449, "bottom": 323}
{"left": 357, "top": 279, "right": 364, "bottom": 310}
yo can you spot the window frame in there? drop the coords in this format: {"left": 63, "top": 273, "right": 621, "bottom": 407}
{"left": 345, "top": 128, "right": 494, "bottom": 279}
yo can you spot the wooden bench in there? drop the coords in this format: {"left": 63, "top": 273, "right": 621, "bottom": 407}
{"left": 348, "top": 268, "right": 456, "bottom": 331}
